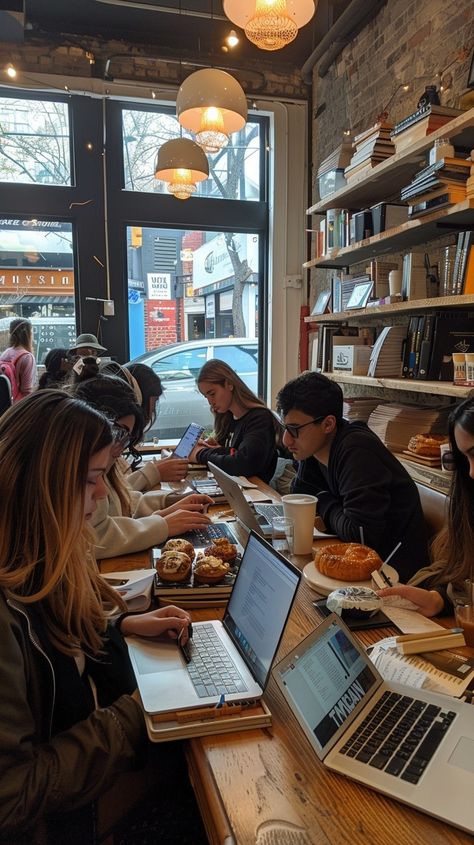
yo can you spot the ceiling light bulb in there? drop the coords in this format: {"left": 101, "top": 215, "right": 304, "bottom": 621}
{"left": 6, "top": 65, "right": 17, "bottom": 78}
{"left": 154, "top": 137, "right": 209, "bottom": 201}
{"left": 226, "top": 30, "right": 240, "bottom": 48}
{"left": 168, "top": 168, "right": 196, "bottom": 200}
{"left": 246, "top": 0, "right": 297, "bottom": 50}
{"left": 196, "top": 106, "right": 227, "bottom": 153}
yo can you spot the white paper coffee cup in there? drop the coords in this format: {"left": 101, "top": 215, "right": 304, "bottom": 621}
{"left": 281, "top": 494, "right": 317, "bottom": 555}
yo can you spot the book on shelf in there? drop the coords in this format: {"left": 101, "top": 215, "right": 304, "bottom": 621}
{"left": 401, "top": 172, "right": 470, "bottom": 202}
{"left": 368, "top": 403, "right": 451, "bottom": 454}
{"left": 367, "top": 259, "right": 400, "bottom": 298}
{"left": 462, "top": 238, "right": 474, "bottom": 295}
{"left": 402, "top": 315, "right": 419, "bottom": 377}
{"left": 426, "top": 310, "right": 474, "bottom": 381}
{"left": 316, "top": 139, "right": 354, "bottom": 176}
{"left": 408, "top": 185, "right": 466, "bottom": 218}
{"left": 401, "top": 251, "right": 427, "bottom": 300}
{"left": 390, "top": 104, "right": 462, "bottom": 137}
{"left": 416, "top": 314, "right": 436, "bottom": 379}
{"left": 456, "top": 231, "right": 474, "bottom": 294}
{"left": 367, "top": 324, "right": 406, "bottom": 378}
{"left": 416, "top": 156, "right": 472, "bottom": 181}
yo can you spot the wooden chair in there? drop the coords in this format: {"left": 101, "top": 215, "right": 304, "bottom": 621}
{"left": 415, "top": 482, "right": 448, "bottom": 541}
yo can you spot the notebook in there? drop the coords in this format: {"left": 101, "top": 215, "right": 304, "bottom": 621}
{"left": 273, "top": 613, "right": 474, "bottom": 834}
{"left": 127, "top": 531, "right": 301, "bottom": 715}
{"left": 208, "top": 462, "right": 283, "bottom": 536}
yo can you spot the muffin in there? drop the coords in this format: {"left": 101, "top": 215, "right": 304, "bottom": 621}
{"left": 162, "top": 538, "right": 195, "bottom": 560}
{"left": 156, "top": 551, "right": 192, "bottom": 583}
{"left": 204, "top": 537, "right": 237, "bottom": 562}
{"left": 326, "top": 586, "right": 383, "bottom": 619}
{"left": 194, "top": 555, "right": 230, "bottom": 584}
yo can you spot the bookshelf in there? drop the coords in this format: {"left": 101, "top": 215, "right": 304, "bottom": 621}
{"left": 321, "top": 371, "right": 470, "bottom": 398}
{"left": 303, "top": 199, "right": 474, "bottom": 269}
{"left": 305, "top": 293, "right": 474, "bottom": 324}
{"left": 308, "top": 106, "right": 474, "bottom": 216}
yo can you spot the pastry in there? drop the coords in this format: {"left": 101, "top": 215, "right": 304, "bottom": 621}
{"left": 162, "top": 538, "right": 195, "bottom": 559}
{"left": 204, "top": 537, "right": 237, "bottom": 562}
{"left": 407, "top": 433, "right": 448, "bottom": 457}
{"left": 314, "top": 542, "right": 382, "bottom": 582}
{"left": 326, "top": 586, "right": 383, "bottom": 619}
{"left": 194, "top": 555, "right": 230, "bottom": 584}
{"left": 156, "top": 551, "right": 192, "bottom": 582}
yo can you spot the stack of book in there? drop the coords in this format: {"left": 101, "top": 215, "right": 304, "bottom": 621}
{"left": 390, "top": 104, "right": 462, "bottom": 152}
{"left": 401, "top": 156, "right": 470, "bottom": 218}
{"left": 367, "top": 325, "right": 406, "bottom": 377}
{"left": 368, "top": 403, "right": 450, "bottom": 454}
{"left": 317, "top": 139, "right": 354, "bottom": 199}
{"left": 403, "top": 310, "right": 474, "bottom": 381}
{"left": 343, "top": 397, "right": 382, "bottom": 423}
{"left": 451, "top": 230, "right": 474, "bottom": 295}
{"left": 344, "top": 122, "right": 395, "bottom": 181}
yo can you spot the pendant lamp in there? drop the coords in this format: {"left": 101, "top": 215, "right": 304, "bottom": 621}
{"left": 176, "top": 68, "right": 247, "bottom": 154}
{"left": 223, "top": 0, "right": 316, "bottom": 51}
{"left": 154, "top": 137, "right": 209, "bottom": 200}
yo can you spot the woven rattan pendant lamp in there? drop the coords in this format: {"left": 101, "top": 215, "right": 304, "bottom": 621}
{"left": 223, "top": 0, "right": 315, "bottom": 51}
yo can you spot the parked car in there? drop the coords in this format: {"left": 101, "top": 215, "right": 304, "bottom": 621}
{"left": 128, "top": 337, "right": 258, "bottom": 439}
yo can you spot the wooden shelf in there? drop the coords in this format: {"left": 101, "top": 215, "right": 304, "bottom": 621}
{"left": 303, "top": 199, "right": 474, "bottom": 269}
{"left": 308, "top": 107, "right": 474, "bottom": 215}
{"left": 305, "top": 293, "right": 474, "bottom": 324}
{"left": 322, "top": 372, "right": 470, "bottom": 397}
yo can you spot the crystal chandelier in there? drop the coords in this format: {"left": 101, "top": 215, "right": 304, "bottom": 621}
{"left": 223, "top": 0, "right": 316, "bottom": 52}
{"left": 176, "top": 69, "right": 247, "bottom": 154}
{"left": 154, "top": 138, "right": 209, "bottom": 200}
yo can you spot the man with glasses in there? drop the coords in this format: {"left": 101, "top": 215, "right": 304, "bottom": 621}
{"left": 276, "top": 371, "right": 428, "bottom": 581}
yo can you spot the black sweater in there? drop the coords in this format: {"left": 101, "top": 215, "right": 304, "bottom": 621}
{"left": 196, "top": 407, "right": 278, "bottom": 483}
{"left": 292, "top": 420, "right": 429, "bottom": 582}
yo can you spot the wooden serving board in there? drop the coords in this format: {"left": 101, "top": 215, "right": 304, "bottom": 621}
{"left": 401, "top": 450, "right": 441, "bottom": 467}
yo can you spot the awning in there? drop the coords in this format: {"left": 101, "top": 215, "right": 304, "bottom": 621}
{"left": 0, "top": 295, "right": 74, "bottom": 304}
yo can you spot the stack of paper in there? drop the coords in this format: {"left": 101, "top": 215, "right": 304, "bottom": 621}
{"left": 343, "top": 397, "right": 382, "bottom": 422}
{"left": 368, "top": 403, "right": 451, "bottom": 453}
{"left": 367, "top": 325, "right": 406, "bottom": 377}
{"left": 102, "top": 569, "right": 155, "bottom": 612}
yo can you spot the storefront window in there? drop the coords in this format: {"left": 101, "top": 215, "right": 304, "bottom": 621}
{"left": 0, "top": 97, "right": 71, "bottom": 186}
{"left": 122, "top": 107, "right": 260, "bottom": 201}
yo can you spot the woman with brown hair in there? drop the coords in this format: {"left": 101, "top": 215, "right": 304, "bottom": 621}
{"left": 379, "top": 395, "right": 474, "bottom": 615}
{"left": 0, "top": 317, "right": 36, "bottom": 401}
{"left": 188, "top": 358, "right": 281, "bottom": 483}
{"left": 0, "top": 390, "right": 193, "bottom": 843}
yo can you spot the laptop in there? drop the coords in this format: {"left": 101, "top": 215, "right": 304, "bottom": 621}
{"left": 208, "top": 462, "right": 283, "bottom": 536}
{"left": 273, "top": 613, "right": 474, "bottom": 834}
{"left": 127, "top": 531, "right": 301, "bottom": 714}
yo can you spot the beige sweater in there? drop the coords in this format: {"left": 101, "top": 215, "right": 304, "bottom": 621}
{"left": 92, "top": 483, "right": 169, "bottom": 559}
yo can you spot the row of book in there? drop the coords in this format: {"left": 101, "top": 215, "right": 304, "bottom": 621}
{"left": 400, "top": 155, "right": 470, "bottom": 218}
{"left": 367, "top": 403, "right": 451, "bottom": 455}
{"left": 448, "top": 230, "right": 474, "bottom": 296}
{"left": 402, "top": 310, "right": 474, "bottom": 381}
{"left": 344, "top": 121, "right": 395, "bottom": 181}
{"left": 390, "top": 104, "right": 462, "bottom": 153}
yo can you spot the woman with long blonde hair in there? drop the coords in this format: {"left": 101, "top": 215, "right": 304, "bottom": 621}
{"left": 188, "top": 358, "right": 282, "bottom": 483}
{"left": 0, "top": 390, "right": 194, "bottom": 843}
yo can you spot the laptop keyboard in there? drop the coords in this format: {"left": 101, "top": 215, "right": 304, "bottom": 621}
{"left": 183, "top": 523, "right": 237, "bottom": 546}
{"left": 339, "top": 690, "right": 456, "bottom": 784}
{"left": 186, "top": 623, "right": 249, "bottom": 698}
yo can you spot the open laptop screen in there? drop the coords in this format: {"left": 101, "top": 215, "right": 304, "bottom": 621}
{"left": 275, "top": 616, "right": 381, "bottom": 756}
{"left": 223, "top": 531, "right": 300, "bottom": 689}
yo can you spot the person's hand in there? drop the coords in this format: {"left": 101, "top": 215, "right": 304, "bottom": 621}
{"left": 377, "top": 585, "right": 444, "bottom": 617}
{"left": 202, "top": 436, "right": 219, "bottom": 446}
{"left": 156, "top": 456, "right": 188, "bottom": 481}
{"left": 188, "top": 441, "right": 207, "bottom": 463}
{"left": 163, "top": 507, "right": 212, "bottom": 536}
{"left": 159, "top": 493, "right": 214, "bottom": 517}
{"left": 120, "top": 606, "right": 192, "bottom": 642}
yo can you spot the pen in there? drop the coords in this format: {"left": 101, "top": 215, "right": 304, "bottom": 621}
{"left": 379, "top": 568, "right": 393, "bottom": 587}
{"left": 395, "top": 627, "right": 463, "bottom": 643}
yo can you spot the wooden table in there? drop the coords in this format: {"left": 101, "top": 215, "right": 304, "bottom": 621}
{"left": 101, "top": 480, "right": 473, "bottom": 845}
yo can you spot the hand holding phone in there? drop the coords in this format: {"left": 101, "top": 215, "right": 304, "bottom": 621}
{"left": 173, "top": 423, "right": 205, "bottom": 459}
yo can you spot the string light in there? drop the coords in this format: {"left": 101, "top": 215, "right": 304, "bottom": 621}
{"left": 5, "top": 64, "right": 17, "bottom": 79}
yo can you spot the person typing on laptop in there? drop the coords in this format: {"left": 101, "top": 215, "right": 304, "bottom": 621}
{"left": 0, "top": 391, "right": 200, "bottom": 844}
{"left": 276, "top": 371, "right": 428, "bottom": 582}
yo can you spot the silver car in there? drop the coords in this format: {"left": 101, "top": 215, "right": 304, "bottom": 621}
{"left": 129, "top": 337, "right": 258, "bottom": 439}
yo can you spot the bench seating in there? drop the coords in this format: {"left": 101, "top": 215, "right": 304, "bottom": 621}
{"left": 415, "top": 482, "right": 448, "bottom": 541}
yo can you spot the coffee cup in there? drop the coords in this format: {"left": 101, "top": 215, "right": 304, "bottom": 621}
{"left": 388, "top": 270, "right": 402, "bottom": 296}
{"left": 281, "top": 494, "right": 317, "bottom": 555}
{"left": 454, "top": 602, "right": 474, "bottom": 647}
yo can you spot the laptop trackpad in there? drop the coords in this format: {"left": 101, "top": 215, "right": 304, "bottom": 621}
{"left": 132, "top": 645, "right": 178, "bottom": 675}
{"left": 448, "top": 737, "right": 474, "bottom": 773}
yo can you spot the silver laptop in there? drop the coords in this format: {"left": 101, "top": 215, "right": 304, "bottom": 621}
{"left": 274, "top": 613, "right": 474, "bottom": 834}
{"left": 208, "top": 461, "right": 283, "bottom": 536}
{"left": 127, "top": 531, "right": 301, "bottom": 714}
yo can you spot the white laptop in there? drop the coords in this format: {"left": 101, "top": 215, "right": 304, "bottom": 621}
{"left": 126, "top": 531, "right": 301, "bottom": 714}
{"left": 273, "top": 613, "right": 474, "bottom": 834}
{"left": 208, "top": 461, "right": 283, "bottom": 536}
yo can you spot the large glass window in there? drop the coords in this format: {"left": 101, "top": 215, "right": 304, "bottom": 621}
{"left": 0, "top": 97, "right": 71, "bottom": 186}
{"left": 122, "top": 107, "right": 261, "bottom": 200}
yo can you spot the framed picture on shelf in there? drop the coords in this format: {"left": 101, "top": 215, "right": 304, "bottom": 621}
{"left": 346, "top": 280, "right": 374, "bottom": 310}
{"left": 311, "top": 289, "right": 332, "bottom": 315}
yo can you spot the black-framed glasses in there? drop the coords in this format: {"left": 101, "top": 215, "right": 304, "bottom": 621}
{"left": 282, "top": 416, "right": 326, "bottom": 439}
{"left": 111, "top": 423, "right": 132, "bottom": 450}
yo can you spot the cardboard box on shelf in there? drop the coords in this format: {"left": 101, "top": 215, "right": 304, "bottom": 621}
{"left": 332, "top": 344, "right": 371, "bottom": 375}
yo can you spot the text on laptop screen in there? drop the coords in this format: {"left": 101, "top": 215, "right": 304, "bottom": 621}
{"left": 224, "top": 534, "right": 300, "bottom": 688}
{"left": 278, "top": 620, "right": 378, "bottom": 750}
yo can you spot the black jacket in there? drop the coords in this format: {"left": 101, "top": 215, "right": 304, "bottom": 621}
{"left": 292, "top": 420, "right": 429, "bottom": 581}
{"left": 197, "top": 407, "right": 278, "bottom": 483}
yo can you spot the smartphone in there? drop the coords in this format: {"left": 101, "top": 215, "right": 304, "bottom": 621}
{"left": 173, "top": 423, "right": 205, "bottom": 459}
